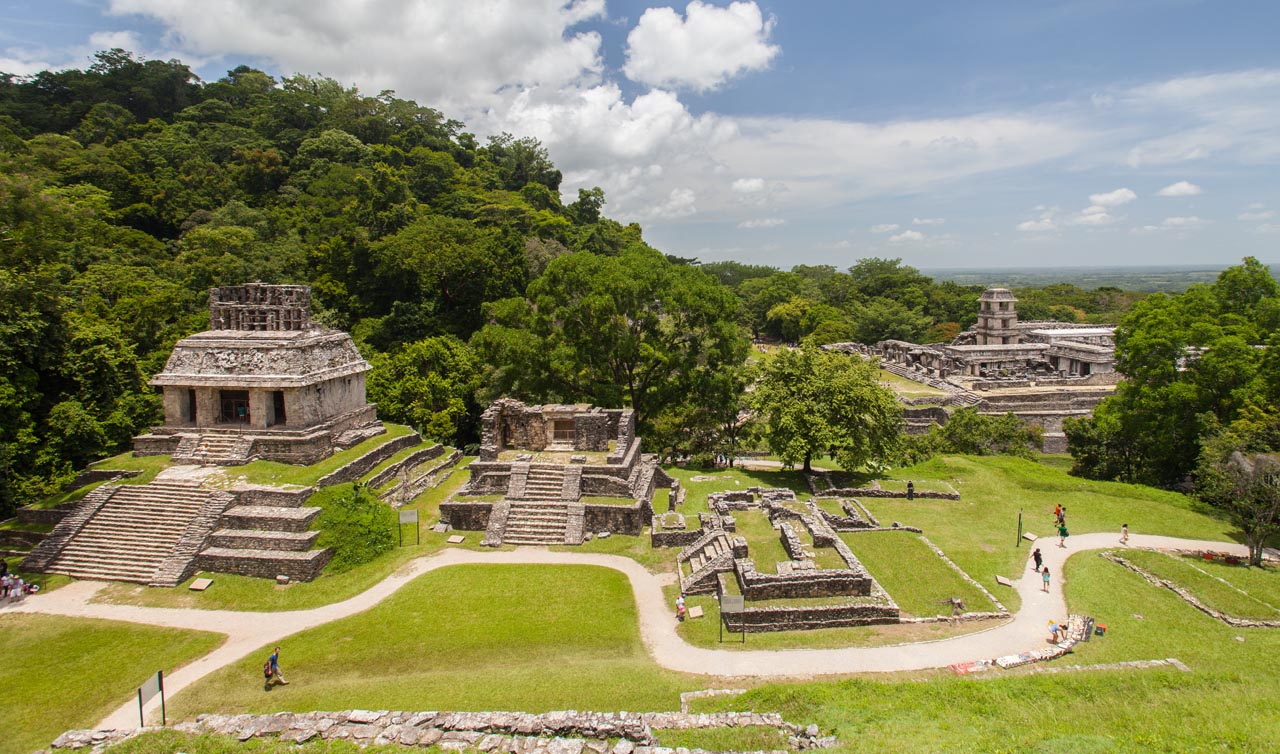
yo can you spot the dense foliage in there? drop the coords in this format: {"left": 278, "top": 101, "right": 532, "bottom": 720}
{"left": 1066, "top": 257, "right": 1280, "bottom": 491}
{"left": 312, "top": 483, "right": 397, "bottom": 572}
{"left": 0, "top": 51, "right": 659, "bottom": 515}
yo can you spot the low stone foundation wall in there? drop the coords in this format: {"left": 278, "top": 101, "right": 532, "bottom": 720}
{"left": 584, "top": 502, "right": 651, "bottom": 536}
{"left": 441, "top": 501, "right": 494, "bottom": 531}
{"left": 724, "top": 602, "right": 900, "bottom": 632}
{"left": 826, "top": 487, "right": 960, "bottom": 500}
{"left": 316, "top": 431, "right": 422, "bottom": 488}
{"left": 737, "top": 559, "right": 873, "bottom": 600}
{"left": 232, "top": 486, "right": 314, "bottom": 507}
{"left": 50, "top": 709, "right": 837, "bottom": 753}
{"left": 62, "top": 469, "right": 142, "bottom": 491}
{"left": 130, "top": 433, "right": 181, "bottom": 456}
{"left": 17, "top": 502, "right": 79, "bottom": 526}
{"left": 365, "top": 444, "right": 445, "bottom": 489}
{"left": 650, "top": 524, "right": 704, "bottom": 548}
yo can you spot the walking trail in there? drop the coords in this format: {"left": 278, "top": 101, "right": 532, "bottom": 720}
{"left": 4, "top": 532, "right": 1249, "bottom": 730}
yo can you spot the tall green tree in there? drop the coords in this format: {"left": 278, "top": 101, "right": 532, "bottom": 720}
{"left": 751, "top": 345, "right": 902, "bottom": 472}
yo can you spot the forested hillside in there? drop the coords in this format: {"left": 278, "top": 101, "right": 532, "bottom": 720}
{"left": 0, "top": 50, "right": 1193, "bottom": 517}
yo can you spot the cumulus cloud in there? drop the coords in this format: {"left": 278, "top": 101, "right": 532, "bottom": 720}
{"left": 731, "top": 177, "right": 766, "bottom": 193}
{"left": 889, "top": 230, "right": 925, "bottom": 243}
{"left": 1238, "top": 209, "right": 1274, "bottom": 221}
{"left": 106, "top": 0, "right": 609, "bottom": 115}
{"left": 1088, "top": 188, "right": 1137, "bottom": 207}
{"left": 738, "top": 217, "right": 785, "bottom": 229}
{"left": 1162, "top": 215, "right": 1208, "bottom": 228}
{"left": 645, "top": 187, "right": 698, "bottom": 219}
{"left": 623, "top": 0, "right": 778, "bottom": 92}
{"left": 1156, "top": 180, "right": 1202, "bottom": 197}
{"left": 912, "top": 217, "right": 945, "bottom": 225}
{"left": 870, "top": 223, "right": 900, "bottom": 233}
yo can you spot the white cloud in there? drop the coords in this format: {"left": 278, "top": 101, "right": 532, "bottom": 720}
{"left": 1088, "top": 188, "right": 1137, "bottom": 207}
{"left": 1017, "top": 218, "right": 1057, "bottom": 232}
{"left": 1256, "top": 223, "right": 1280, "bottom": 233}
{"left": 107, "top": 0, "right": 609, "bottom": 115}
{"left": 1162, "top": 215, "right": 1208, "bottom": 228}
{"left": 1156, "top": 180, "right": 1202, "bottom": 197}
{"left": 1238, "top": 210, "right": 1274, "bottom": 221}
{"left": 1071, "top": 205, "right": 1120, "bottom": 226}
{"left": 912, "top": 217, "right": 945, "bottom": 225}
{"left": 646, "top": 187, "right": 698, "bottom": 219}
{"left": 870, "top": 223, "right": 900, "bottom": 233}
{"left": 738, "top": 217, "right": 785, "bottom": 229}
{"left": 623, "top": 0, "right": 778, "bottom": 92}
{"left": 889, "top": 230, "right": 925, "bottom": 243}
{"left": 731, "top": 177, "right": 766, "bottom": 193}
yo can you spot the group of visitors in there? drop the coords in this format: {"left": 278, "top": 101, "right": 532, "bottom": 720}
{"left": 0, "top": 560, "right": 38, "bottom": 600}
{"left": 1054, "top": 504, "right": 1070, "bottom": 547}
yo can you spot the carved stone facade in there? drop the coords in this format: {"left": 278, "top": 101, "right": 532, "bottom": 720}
{"left": 133, "top": 284, "right": 383, "bottom": 465}
{"left": 479, "top": 399, "right": 633, "bottom": 461}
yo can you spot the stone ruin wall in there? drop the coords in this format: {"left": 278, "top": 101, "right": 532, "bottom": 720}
{"left": 209, "top": 283, "right": 311, "bottom": 331}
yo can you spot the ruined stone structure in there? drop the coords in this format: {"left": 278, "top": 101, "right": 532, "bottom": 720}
{"left": 132, "top": 284, "right": 384, "bottom": 465}
{"left": 442, "top": 400, "right": 671, "bottom": 546}
{"left": 825, "top": 287, "right": 1120, "bottom": 453}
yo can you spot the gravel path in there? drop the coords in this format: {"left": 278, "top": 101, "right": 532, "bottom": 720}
{"left": 3, "top": 533, "right": 1250, "bottom": 730}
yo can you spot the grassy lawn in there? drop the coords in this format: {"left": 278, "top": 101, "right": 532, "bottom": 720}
{"left": 170, "top": 564, "right": 699, "bottom": 718}
{"left": 360, "top": 440, "right": 447, "bottom": 488}
{"left": 227, "top": 424, "right": 415, "bottom": 487}
{"left": 839, "top": 531, "right": 999, "bottom": 616}
{"left": 654, "top": 726, "right": 789, "bottom": 751}
{"left": 877, "top": 368, "right": 947, "bottom": 397}
{"left": 1118, "top": 549, "right": 1280, "bottom": 620}
{"left": 0, "top": 614, "right": 223, "bottom": 754}
{"left": 94, "top": 458, "right": 485, "bottom": 612}
{"left": 851, "top": 455, "right": 1235, "bottom": 615}
{"left": 552, "top": 531, "right": 675, "bottom": 573}
{"left": 30, "top": 454, "right": 173, "bottom": 509}
{"left": 691, "top": 552, "right": 1280, "bottom": 751}
{"left": 735, "top": 509, "right": 790, "bottom": 569}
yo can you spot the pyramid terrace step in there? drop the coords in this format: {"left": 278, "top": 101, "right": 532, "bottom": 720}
{"left": 221, "top": 506, "right": 320, "bottom": 532}
{"left": 197, "top": 547, "right": 332, "bottom": 582}
{"left": 207, "top": 528, "right": 318, "bottom": 552}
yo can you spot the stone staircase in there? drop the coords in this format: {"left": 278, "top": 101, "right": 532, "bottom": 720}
{"left": 38, "top": 482, "right": 222, "bottom": 584}
{"left": 678, "top": 531, "right": 735, "bottom": 595}
{"left": 171, "top": 433, "right": 255, "bottom": 465}
{"left": 195, "top": 490, "right": 331, "bottom": 582}
{"left": 502, "top": 502, "right": 572, "bottom": 545}
{"left": 522, "top": 465, "right": 567, "bottom": 500}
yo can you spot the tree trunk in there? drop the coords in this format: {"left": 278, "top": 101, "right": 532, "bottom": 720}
{"left": 1248, "top": 535, "right": 1264, "bottom": 567}
{"left": 803, "top": 450, "right": 811, "bottom": 473}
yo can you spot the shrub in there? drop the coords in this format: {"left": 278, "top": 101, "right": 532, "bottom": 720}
{"left": 312, "top": 483, "right": 396, "bottom": 573}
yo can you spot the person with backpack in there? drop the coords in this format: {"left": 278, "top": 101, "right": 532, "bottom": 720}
{"left": 265, "top": 646, "right": 288, "bottom": 686}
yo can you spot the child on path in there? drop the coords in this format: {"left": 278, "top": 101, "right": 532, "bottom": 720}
{"left": 1120, "top": 523, "right": 1129, "bottom": 545}
{"left": 1042, "top": 567, "right": 1051, "bottom": 592}
{"left": 1032, "top": 548, "right": 1043, "bottom": 572}
{"left": 1057, "top": 522, "right": 1069, "bottom": 548}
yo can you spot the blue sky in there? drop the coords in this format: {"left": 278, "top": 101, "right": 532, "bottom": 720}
{"left": 4, "top": 1, "right": 1280, "bottom": 269}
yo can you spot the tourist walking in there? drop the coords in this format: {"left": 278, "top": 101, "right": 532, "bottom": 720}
{"left": 1057, "top": 522, "right": 1069, "bottom": 548}
{"left": 1120, "top": 523, "right": 1129, "bottom": 545}
{"left": 675, "top": 594, "right": 686, "bottom": 621}
{"left": 1031, "top": 547, "right": 1043, "bottom": 572}
{"left": 266, "top": 646, "right": 288, "bottom": 686}
{"left": 1042, "top": 567, "right": 1051, "bottom": 592}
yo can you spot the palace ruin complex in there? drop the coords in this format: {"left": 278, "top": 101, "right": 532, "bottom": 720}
{"left": 827, "top": 288, "right": 1119, "bottom": 452}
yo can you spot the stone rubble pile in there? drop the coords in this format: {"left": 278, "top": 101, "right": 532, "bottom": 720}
{"left": 47, "top": 710, "right": 838, "bottom": 754}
